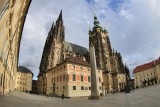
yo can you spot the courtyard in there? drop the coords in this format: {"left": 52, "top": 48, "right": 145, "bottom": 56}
{"left": 0, "top": 84, "right": 160, "bottom": 107}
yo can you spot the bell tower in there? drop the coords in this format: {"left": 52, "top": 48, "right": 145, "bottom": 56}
{"left": 89, "top": 14, "right": 112, "bottom": 72}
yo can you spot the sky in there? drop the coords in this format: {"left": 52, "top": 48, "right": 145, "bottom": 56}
{"left": 19, "top": 0, "right": 160, "bottom": 80}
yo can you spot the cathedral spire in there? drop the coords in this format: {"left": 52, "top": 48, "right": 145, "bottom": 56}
{"left": 58, "top": 10, "right": 63, "bottom": 21}
{"left": 56, "top": 10, "right": 63, "bottom": 27}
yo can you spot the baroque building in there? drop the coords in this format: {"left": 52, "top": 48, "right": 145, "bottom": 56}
{"left": 15, "top": 66, "right": 33, "bottom": 92}
{"left": 44, "top": 54, "right": 104, "bottom": 97}
{"left": 0, "top": 0, "right": 31, "bottom": 94}
{"left": 133, "top": 57, "right": 160, "bottom": 88}
{"left": 38, "top": 11, "right": 128, "bottom": 97}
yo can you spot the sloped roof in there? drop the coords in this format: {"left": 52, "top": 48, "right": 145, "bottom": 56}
{"left": 18, "top": 66, "right": 33, "bottom": 74}
{"left": 46, "top": 54, "right": 90, "bottom": 73}
{"left": 64, "top": 41, "right": 88, "bottom": 56}
{"left": 65, "top": 54, "right": 90, "bottom": 66}
{"left": 133, "top": 58, "right": 160, "bottom": 73}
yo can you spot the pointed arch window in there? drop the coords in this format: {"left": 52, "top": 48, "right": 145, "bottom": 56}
{"left": 54, "top": 50, "right": 60, "bottom": 66}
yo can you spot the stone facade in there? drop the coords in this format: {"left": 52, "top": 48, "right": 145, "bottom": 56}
{"left": 0, "top": 0, "right": 31, "bottom": 94}
{"left": 38, "top": 11, "right": 128, "bottom": 97}
{"left": 133, "top": 58, "right": 160, "bottom": 88}
{"left": 15, "top": 66, "right": 33, "bottom": 92}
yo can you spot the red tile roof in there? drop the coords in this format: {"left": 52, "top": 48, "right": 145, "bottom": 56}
{"left": 65, "top": 55, "right": 90, "bottom": 66}
{"left": 133, "top": 58, "right": 160, "bottom": 73}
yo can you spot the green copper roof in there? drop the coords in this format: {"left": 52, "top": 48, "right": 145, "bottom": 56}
{"left": 93, "top": 14, "right": 101, "bottom": 29}
{"left": 64, "top": 41, "right": 88, "bottom": 56}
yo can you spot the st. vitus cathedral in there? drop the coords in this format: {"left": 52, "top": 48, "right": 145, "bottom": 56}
{"left": 38, "top": 10, "right": 129, "bottom": 95}
{"left": 39, "top": 10, "right": 88, "bottom": 74}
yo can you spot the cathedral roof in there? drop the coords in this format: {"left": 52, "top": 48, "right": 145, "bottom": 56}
{"left": 64, "top": 41, "right": 88, "bottom": 56}
{"left": 133, "top": 57, "right": 160, "bottom": 73}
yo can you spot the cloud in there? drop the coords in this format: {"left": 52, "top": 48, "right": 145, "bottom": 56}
{"left": 19, "top": 0, "right": 160, "bottom": 79}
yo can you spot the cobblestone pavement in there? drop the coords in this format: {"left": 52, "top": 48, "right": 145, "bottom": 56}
{"left": 0, "top": 84, "right": 160, "bottom": 107}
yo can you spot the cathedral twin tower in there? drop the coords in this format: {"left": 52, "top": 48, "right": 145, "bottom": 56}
{"left": 38, "top": 10, "right": 128, "bottom": 96}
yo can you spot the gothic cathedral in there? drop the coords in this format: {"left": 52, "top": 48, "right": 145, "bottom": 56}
{"left": 38, "top": 11, "right": 129, "bottom": 96}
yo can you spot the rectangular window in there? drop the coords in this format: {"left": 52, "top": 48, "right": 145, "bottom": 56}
{"left": 89, "top": 87, "right": 91, "bottom": 90}
{"left": 73, "top": 65, "right": 75, "bottom": 70}
{"left": 88, "top": 76, "right": 91, "bottom": 82}
{"left": 73, "top": 86, "right": 76, "bottom": 90}
{"left": 60, "top": 76, "right": 61, "bottom": 82}
{"left": 72, "top": 74, "right": 76, "bottom": 81}
{"left": 81, "top": 75, "right": 83, "bottom": 82}
{"left": 99, "top": 87, "right": 101, "bottom": 90}
{"left": 81, "top": 86, "right": 84, "bottom": 90}
{"left": 63, "top": 75, "right": 65, "bottom": 81}
{"left": 99, "top": 78, "right": 101, "bottom": 82}
{"left": 63, "top": 86, "right": 65, "bottom": 89}
{"left": 57, "top": 77, "right": 58, "bottom": 82}
{"left": 80, "top": 67, "right": 83, "bottom": 70}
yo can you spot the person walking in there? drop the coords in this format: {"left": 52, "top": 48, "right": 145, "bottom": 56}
{"left": 61, "top": 93, "right": 64, "bottom": 100}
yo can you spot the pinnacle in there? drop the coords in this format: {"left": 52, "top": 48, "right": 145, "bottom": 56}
{"left": 58, "top": 10, "right": 63, "bottom": 21}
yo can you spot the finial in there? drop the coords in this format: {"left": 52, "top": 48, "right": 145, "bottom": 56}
{"left": 93, "top": 12, "right": 102, "bottom": 31}
{"left": 94, "top": 13, "right": 97, "bottom": 20}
